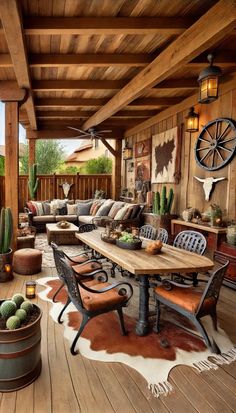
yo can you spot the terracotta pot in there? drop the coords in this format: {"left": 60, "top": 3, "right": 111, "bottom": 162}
{"left": 0, "top": 302, "right": 42, "bottom": 392}
{"left": 0, "top": 249, "right": 13, "bottom": 283}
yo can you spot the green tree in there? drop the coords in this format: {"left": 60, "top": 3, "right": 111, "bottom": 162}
{"left": 20, "top": 140, "right": 65, "bottom": 174}
{"left": 0, "top": 156, "right": 5, "bottom": 176}
{"left": 57, "top": 164, "right": 80, "bottom": 174}
{"left": 85, "top": 155, "right": 112, "bottom": 174}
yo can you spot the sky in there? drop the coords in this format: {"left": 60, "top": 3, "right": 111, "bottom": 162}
{"left": 0, "top": 102, "right": 81, "bottom": 155}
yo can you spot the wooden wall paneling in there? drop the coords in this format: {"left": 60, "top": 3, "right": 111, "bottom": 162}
{"left": 228, "top": 89, "right": 236, "bottom": 220}
{"left": 5, "top": 101, "right": 19, "bottom": 249}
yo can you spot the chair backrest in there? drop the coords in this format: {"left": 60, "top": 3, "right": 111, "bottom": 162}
{"left": 58, "top": 257, "right": 84, "bottom": 310}
{"left": 139, "top": 224, "right": 157, "bottom": 240}
{"left": 173, "top": 230, "right": 206, "bottom": 255}
{"left": 156, "top": 227, "right": 168, "bottom": 244}
{"left": 197, "top": 260, "right": 229, "bottom": 315}
{"left": 51, "top": 242, "right": 67, "bottom": 280}
{"left": 78, "top": 223, "right": 96, "bottom": 233}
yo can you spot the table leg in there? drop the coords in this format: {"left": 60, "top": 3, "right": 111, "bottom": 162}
{"left": 135, "top": 275, "right": 150, "bottom": 336}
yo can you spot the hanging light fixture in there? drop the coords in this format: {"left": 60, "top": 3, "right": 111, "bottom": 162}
{"left": 198, "top": 54, "right": 222, "bottom": 104}
{"left": 123, "top": 139, "right": 133, "bottom": 160}
{"left": 185, "top": 107, "right": 199, "bottom": 132}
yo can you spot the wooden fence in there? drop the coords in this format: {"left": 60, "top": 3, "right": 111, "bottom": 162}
{"left": 0, "top": 173, "right": 112, "bottom": 211}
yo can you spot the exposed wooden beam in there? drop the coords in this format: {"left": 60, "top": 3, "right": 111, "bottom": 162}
{"left": 32, "top": 80, "right": 126, "bottom": 91}
{"left": 34, "top": 110, "right": 157, "bottom": 119}
{"left": 99, "top": 138, "right": 117, "bottom": 157}
{"left": 38, "top": 118, "right": 144, "bottom": 127}
{"left": 35, "top": 97, "right": 183, "bottom": 108}
{"left": 0, "top": 53, "right": 12, "bottom": 67}
{"left": 0, "top": 81, "right": 27, "bottom": 102}
{"left": 29, "top": 54, "right": 153, "bottom": 67}
{"left": 23, "top": 17, "right": 193, "bottom": 35}
{"left": 26, "top": 129, "right": 123, "bottom": 140}
{"left": 153, "top": 79, "right": 198, "bottom": 89}
{"left": 82, "top": 0, "right": 236, "bottom": 131}
{"left": 125, "top": 71, "right": 236, "bottom": 137}
{"left": 0, "top": 0, "right": 37, "bottom": 129}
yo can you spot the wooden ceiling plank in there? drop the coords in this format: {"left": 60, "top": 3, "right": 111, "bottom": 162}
{"left": 82, "top": 0, "right": 236, "bottom": 131}
{"left": 26, "top": 129, "right": 123, "bottom": 140}
{"left": 0, "top": 81, "right": 26, "bottom": 101}
{"left": 0, "top": 0, "right": 37, "bottom": 129}
{"left": 34, "top": 110, "right": 156, "bottom": 119}
{"left": 29, "top": 54, "right": 153, "bottom": 67}
{"left": 24, "top": 17, "right": 194, "bottom": 35}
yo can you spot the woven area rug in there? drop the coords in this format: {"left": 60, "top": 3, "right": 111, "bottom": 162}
{"left": 38, "top": 276, "right": 236, "bottom": 398}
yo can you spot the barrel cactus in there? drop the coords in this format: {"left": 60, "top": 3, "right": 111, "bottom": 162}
{"left": 0, "top": 207, "right": 13, "bottom": 254}
{"left": 20, "top": 301, "right": 33, "bottom": 314}
{"left": 12, "top": 294, "right": 25, "bottom": 308}
{"left": 15, "top": 309, "right": 27, "bottom": 322}
{"left": 0, "top": 300, "right": 17, "bottom": 319}
{"left": 6, "top": 315, "right": 21, "bottom": 330}
{"left": 28, "top": 163, "right": 39, "bottom": 200}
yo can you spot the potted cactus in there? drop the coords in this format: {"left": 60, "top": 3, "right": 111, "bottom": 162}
{"left": 0, "top": 207, "right": 13, "bottom": 282}
{"left": 0, "top": 293, "right": 42, "bottom": 392}
{"left": 152, "top": 186, "right": 177, "bottom": 234}
{"left": 28, "top": 163, "right": 39, "bottom": 200}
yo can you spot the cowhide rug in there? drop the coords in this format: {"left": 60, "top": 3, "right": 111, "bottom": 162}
{"left": 38, "top": 277, "right": 236, "bottom": 398}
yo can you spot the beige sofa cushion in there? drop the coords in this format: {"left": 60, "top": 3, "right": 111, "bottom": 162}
{"left": 33, "top": 215, "right": 55, "bottom": 223}
{"left": 55, "top": 215, "right": 77, "bottom": 222}
{"left": 78, "top": 215, "right": 95, "bottom": 224}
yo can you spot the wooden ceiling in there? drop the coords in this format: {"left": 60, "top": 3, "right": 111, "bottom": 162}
{"left": 0, "top": 0, "right": 235, "bottom": 139}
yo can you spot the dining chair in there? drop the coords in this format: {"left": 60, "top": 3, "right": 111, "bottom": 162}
{"left": 156, "top": 227, "right": 169, "bottom": 244}
{"left": 51, "top": 242, "right": 106, "bottom": 303}
{"left": 139, "top": 224, "right": 157, "bottom": 240}
{"left": 57, "top": 256, "right": 133, "bottom": 355}
{"left": 78, "top": 223, "right": 98, "bottom": 257}
{"left": 172, "top": 230, "right": 207, "bottom": 285}
{"left": 154, "top": 259, "right": 229, "bottom": 353}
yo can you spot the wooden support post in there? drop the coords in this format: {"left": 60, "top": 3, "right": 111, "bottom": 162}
{"left": 5, "top": 101, "right": 19, "bottom": 250}
{"left": 28, "top": 138, "right": 36, "bottom": 166}
{"left": 111, "top": 140, "right": 122, "bottom": 200}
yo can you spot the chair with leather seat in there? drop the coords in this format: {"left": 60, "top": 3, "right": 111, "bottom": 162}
{"left": 154, "top": 259, "right": 229, "bottom": 353}
{"left": 51, "top": 242, "right": 105, "bottom": 302}
{"left": 57, "top": 256, "right": 133, "bottom": 355}
{"left": 172, "top": 230, "right": 207, "bottom": 285}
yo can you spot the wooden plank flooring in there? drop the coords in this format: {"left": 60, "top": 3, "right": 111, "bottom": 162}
{"left": 0, "top": 267, "right": 236, "bottom": 413}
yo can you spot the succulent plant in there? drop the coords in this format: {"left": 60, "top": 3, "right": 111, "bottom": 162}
{"left": 15, "top": 309, "right": 27, "bottom": 322}
{"left": 0, "top": 207, "right": 13, "bottom": 254}
{"left": 6, "top": 315, "right": 21, "bottom": 330}
{"left": 20, "top": 301, "right": 33, "bottom": 314}
{"left": 28, "top": 163, "right": 39, "bottom": 200}
{"left": 12, "top": 294, "right": 25, "bottom": 308}
{"left": 0, "top": 300, "right": 17, "bottom": 319}
{"left": 152, "top": 187, "right": 174, "bottom": 215}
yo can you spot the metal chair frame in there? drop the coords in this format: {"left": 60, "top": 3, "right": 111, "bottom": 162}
{"left": 156, "top": 227, "right": 169, "bottom": 244}
{"left": 57, "top": 257, "right": 133, "bottom": 355}
{"left": 154, "top": 260, "right": 229, "bottom": 353}
{"left": 139, "top": 224, "right": 157, "bottom": 240}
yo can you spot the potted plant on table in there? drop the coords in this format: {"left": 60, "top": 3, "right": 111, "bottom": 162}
{"left": 0, "top": 293, "right": 42, "bottom": 392}
{"left": 152, "top": 186, "right": 177, "bottom": 233}
{"left": 0, "top": 207, "right": 13, "bottom": 282}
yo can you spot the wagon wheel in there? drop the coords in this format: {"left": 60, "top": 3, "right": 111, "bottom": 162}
{"left": 195, "top": 118, "right": 236, "bottom": 171}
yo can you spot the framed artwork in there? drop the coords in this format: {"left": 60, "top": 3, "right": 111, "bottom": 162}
{"left": 134, "top": 139, "right": 151, "bottom": 158}
{"left": 151, "top": 126, "right": 181, "bottom": 184}
{"left": 135, "top": 157, "right": 151, "bottom": 181}
{"left": 126, "top": 160, "right": 135, "bottom": 196}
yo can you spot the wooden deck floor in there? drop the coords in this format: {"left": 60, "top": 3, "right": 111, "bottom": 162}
{"left": 0, "top": 268, "right": 236, "bottom": 413}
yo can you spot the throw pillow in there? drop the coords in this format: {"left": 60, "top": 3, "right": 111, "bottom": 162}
{"left": 67, "top": 203, "right": 77, "bottom": 215}
{"left": 77, "top": 201, "right": 93, "bottom": 216}
{"left": 42, "top": 201, "right": 51, "bottom": 215}
{"left": 122, "top": 206, "right": 133, "bottom": 220}
{"left": 27, "top": 201, "right": 37, "bottom": 215}
{"left": 31, "top": 201, "right": 44, "bottom": 216}
{"left": 95, "top": 199, "right": 115, "bottom": 217}
{"left": 91, "top": 201, "right": 103, "bottom": 216}
{"left": 75, "top": 199, "right": 93, "bottom": 204}
{"left": 130, "top": 204, "right": 141, "bottom": 219}
{"left": 90, "top": 200, "right": 102, "bottom": 215}
{"left": 114, "top": 204, "right": 130, "bottom": 220}
{"left": 58, "top": 206, "right": 68, "bottom": 215}
{"left": 108, "top": 202, "right": 125, "bottom": 218}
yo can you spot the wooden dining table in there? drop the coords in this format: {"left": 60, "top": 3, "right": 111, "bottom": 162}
{"left": 75, "top": 229, "right": 214, "bottom": 336}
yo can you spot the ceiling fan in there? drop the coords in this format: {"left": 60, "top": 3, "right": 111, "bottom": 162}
{"left": 68, "top": 126, "right": 112, "bottom": 139}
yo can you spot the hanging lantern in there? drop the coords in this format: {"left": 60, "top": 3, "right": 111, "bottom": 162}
{"left": 185, "top": 107, "right": 199, "bottom": 132}
{"left": 198, "top": 54, "right": 222, "bottom": 104}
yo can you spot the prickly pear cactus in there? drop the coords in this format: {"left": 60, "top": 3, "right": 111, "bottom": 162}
{"left": 0, "top": 300, "right": 17, "bottom": 319}
{"left": 15, "top": 309, "right": 27, "bottom": 322}
{"left": 20, "top": 301, "right": 33, "bottom": 314}
{"left": 12, "top": 294, "right": 25, "bottom": 308}
{"left": 6, "top": 315, "right": 21, "bottom": 330}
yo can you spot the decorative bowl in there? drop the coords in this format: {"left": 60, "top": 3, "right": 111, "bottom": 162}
{"left": 101, "top": 233, "right": 117, "bottom": 244}
{"left": 56, "top": 221, "right": 70, "bottom": 229}
{"left": 116, "top": 239, "right": 142, "bottom": 250}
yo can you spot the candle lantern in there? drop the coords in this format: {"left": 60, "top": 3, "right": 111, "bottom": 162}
{"left": 25, "top": 281, "right": 37, "bottom": 299}
{"left": 4, "top": 264, "right": 12, "bottom": 273}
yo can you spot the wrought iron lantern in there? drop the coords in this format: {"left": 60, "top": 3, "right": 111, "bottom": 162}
{"left": 185, "top": 107, "right": 199, "bottom": 132}
{"left": 198, "top": 54, "right": 222, "bottom": 104}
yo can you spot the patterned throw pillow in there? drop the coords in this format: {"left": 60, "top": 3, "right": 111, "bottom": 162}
{"left": 42, "top": 201, "right": 51, "bottom": 215}
{"left": 31, "top": 201, "right": 44, "bottom": 216}
{"left": 122, "top": 206, "right": 133, "bottom": 220}
{"left": 114, "top": 204, "right": 130, "bottom": 220}
{"left": 108, "top": 202, "right": 125, "bottom": 218}
{"left": 91, "top": 201, "right": 103, "bottom": 216}
{"left": 27, "top": 201, "right": 37, "bottom": 215}
{"left": 67, "top": 204, "right": 78, "bottom": 215}
{"left": 90, "top": 200, "right": 102, "bottom": 215}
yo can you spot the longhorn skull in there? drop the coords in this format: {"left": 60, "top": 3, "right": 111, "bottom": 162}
{"left": 194, "top": 176, "right": 226, "bottom": 201}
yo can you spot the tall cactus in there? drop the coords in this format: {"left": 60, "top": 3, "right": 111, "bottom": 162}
{"left": 152, "top": 187, "right": 174, "bottom": 215}
{"left": 28, "top": 163, "right": 39, "bottom": 200}
{"left": 0, "top": 207, "right": 13, "bottom": 254}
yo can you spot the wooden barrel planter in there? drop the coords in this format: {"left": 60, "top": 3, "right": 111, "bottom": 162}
{"left": 0, "top": 303, "right": 42, "bottom": 392}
